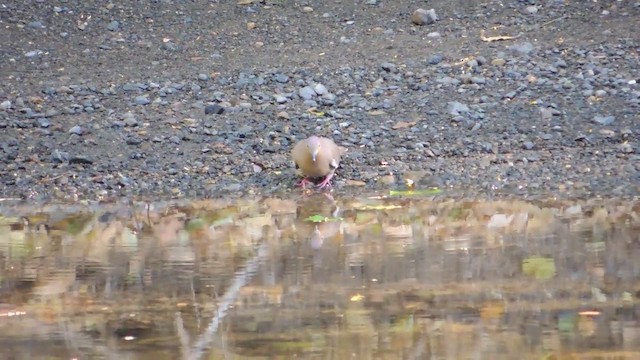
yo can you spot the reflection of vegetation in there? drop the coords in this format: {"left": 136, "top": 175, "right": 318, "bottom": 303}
{"left": 305, "top": 214, "right": 343, "bottom": 223}
{"left": 389, "top": 188, "right": 442, "bottom": 196}
{"left": 522, "top": 257, "right": 556, "bottom": 280}
{"left": 0, "top": 197, "right": 638, "bottom": 358}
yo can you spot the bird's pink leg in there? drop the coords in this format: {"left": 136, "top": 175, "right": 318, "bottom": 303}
{"left": 317, "top": 173, "right": 335, "bottom": 189}
{"left": 296, "top": 177, "right": 315, "bottom": 188}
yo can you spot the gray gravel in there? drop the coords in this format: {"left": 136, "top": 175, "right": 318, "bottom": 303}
{"left": 0, "top": 0, "right": 639, "bottom": 201}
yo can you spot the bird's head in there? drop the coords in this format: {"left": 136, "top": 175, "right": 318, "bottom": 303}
{"left": 306, "top": 136, "right": 321, "bottom": 162}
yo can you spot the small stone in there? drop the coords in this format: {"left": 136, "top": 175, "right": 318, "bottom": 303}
{"left": 427, "top": 54, "right": 443, "bottom": 65}
{"left": 274, "top": 74, "right": 289, "bottom": 83}
{"left": 198, "top": 73, "right": 210, "bottom": 81}
{"left": 107, "top": 21, "right": 120, "bottom": 31}
{"left": 525, "top": 6, "right": 538, "bottom": 14}
{"left": 299, "top": 86, "right": 316, "bottom": 100}
{"left": 411, "top": 8, "right": 438, "bottom": 25}
{"left": 491, "top": 58, "right": 506, "bottom": 66}
{"left": 247, "top": 22, "right": 256, "bottom": 30}
{"left": 619, "top": 143, "right": 634, "bottom": 153}
{"left": 123, "top": 111, "right": 138, "bottom": 126}
{"left": 313, "top": 83, "right": 328, "bottom": 95}
{"left": 522, "top": 141, "right": 535, "bottom": 150}
{"left": 69, "top": 125, "right": 84, "bottom": 135}
{"left": 277, "top": 111, "right": 289, "bottom": 119}
{"left": 593, "top": 115, "right": 615, "bottom": 125}
{"left": 302, "top": 6, "right": 313, "bottom": 13}
{"left": 69, "top": 155, "right": 93, "bottom": 165}
{"left": 275, "top": 95, "right": 288, "bottom": 104}
{"left": 380, "top": 62, "right": 397, "bottom": 72}
{"left": 0, "top": 100, "right": 10, "bottom": 110}
{"left": 134, "top": 96, "right": 150, "bottom": 105}
{"left": 36, "top": 118, "right": 50, "bottom": 128}
{"left": 509, "top": 42, "right": 535, "bottom": 56}
{"left": 204, "top": 104, "right": 225, "bottom": 115}
{"left": 447, "top": 101, "right": 470, "bottom": 115}
{"left": 25, "top": 50, "right": 43, "bottom": 58}
{"left": 51, "top": 150, "right": 70, "bottom": 163}
{"left": 595, "top": 89, "right": 607, "bottom": 97}
{"left": 28, "top": 21, "right": 44, "bottom": 29}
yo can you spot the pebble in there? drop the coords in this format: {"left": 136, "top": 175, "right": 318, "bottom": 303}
{"left": 134, "top": 96, "right": 150, "bottom": 105}
{"left": 411, "top": 8, "right": 438, "bottom": 26}
{"left": 0, "top": 100, "right": 10, "bottom": 110}
{"left": 447, "top": 101, "right": 470, "bottom": 115}
{"left": 36, "top": 118, "right": 50, "bottom": 128}
{"left": 204, "top": 104, "right": 225, "bottom": 115}
{"left": 525, "top": 6, "right": 538, "bottom": 14}
{"left": 107, "top": 21, "right": 120, "bottom": 31}
{"left": 313, "top": 83, "right": 328, "bottom": 95}
{"left": 275, "top": 74, "right": 289, "bottom": 83}
{"left": 593, "top": 115, "right": 615, "bottom": 125}
{"left": 299, "top": 86, "right": 316, "bottom": 100}
{"left": 427, "top": 54, "right": 444, "bottom": 65}
{"left": 509, "top": 42, "right": 535, "bottom": 56}
{"left": 198, "top": 73, "right": 210, "bottom": 81}
{"left": 302, "top": 6, "right": 313, "bottom": 13}
{"left": 492, "top": 58, "right": 506, "bottom": 66}
{"left": 123, "top": 111, "right": 138, "bottom": 126}
{"left": 28, "top": 21, "right": 44, "bottom": 29}
{"left": 69, "top": 125, "right": 84, "bottom": 135}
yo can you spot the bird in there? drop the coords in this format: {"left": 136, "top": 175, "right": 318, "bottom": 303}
{"left": 291, "top": 135, "right": 344, "bottom": 189}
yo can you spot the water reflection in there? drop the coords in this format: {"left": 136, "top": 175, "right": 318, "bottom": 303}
{"left": 0, "top": 197, "right": 639, "bottom": 359}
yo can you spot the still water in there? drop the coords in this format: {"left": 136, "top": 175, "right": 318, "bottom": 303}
{"left": 0, "top": 195, "right": 639, "bottom": 359}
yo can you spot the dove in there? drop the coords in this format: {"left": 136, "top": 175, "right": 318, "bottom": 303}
{"left": 291, "top": 135, "right": 343, "bottom": 188}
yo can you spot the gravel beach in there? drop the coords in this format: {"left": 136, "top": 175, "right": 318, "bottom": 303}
{"left": 1, "top": 0, "right": 638, "bottom": 201}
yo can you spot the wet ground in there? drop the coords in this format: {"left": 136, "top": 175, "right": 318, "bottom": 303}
{"left": 1, "top": 196, "right": 640, "bottom": 359}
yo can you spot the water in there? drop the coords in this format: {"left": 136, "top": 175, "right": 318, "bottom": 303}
{"left": 0, "top": 196, "right": 639, "bottom": 359}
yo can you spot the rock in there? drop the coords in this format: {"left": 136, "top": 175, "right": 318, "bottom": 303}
{"left": 205, "top": 104, "right": 225, "bottom": 115}
{"left": 107, "top": 21, "right": 120, "bottom": 31}
{"left": 0, "top": 100, "right": 10, "bottom": 110}
{"left": 274, "top": 74, "right": 289, "bottom": 83}
{"left": 51, "top": 150, "right": 70, "bottom": 163}
{"left": 197, "top": 73, "right": 210, "bottom": 81}
{"left": 302, "top": 6, "right": 313, "bottom": 13}
{"left": 491, "top": 58, "right": 506, "bottom": 66}
{"left": 299, "top": 86, "right": 316, "bottom": 100}
{"left": 36, "top": 118, "right": 50, "bottom": 128}
{"left": 411, "top": 8, "right": 438, "bottom": 26}
{"left": 380, "top": 62, "right": 397, "bottom": 72}
{"left": 69, "top": 125, "right": 84, "bottom": 135}
{"left": 447, "top": 101, "right": 470, "bottom": 116}
{"left": 313, "top": 83, "right": 328, "bottom": 95}
{"left": 69, "top": 155, "right": 93, "bottom": 164}
{"left": 509, "top": 42, "right": 535, "bottom": 56}
{"left": 593, "top": 115, "right": 615, "bottom": 125}
{"left": 123, "top": 111, "right": 138, "bottom": 126}
{"left": 525, "top": 6, "right": 538, "bottom": 14}
{"left": 427, "top": 54, "right": 443, "bottom": 65}
{"left": 134, "top": 96, "right": 150, "bottom": 105}
{"left": 28, "top": 21, "right": 44, "bottom": 29}
{"left": 275, "top": 95, "right": 288, "bottom": 104}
